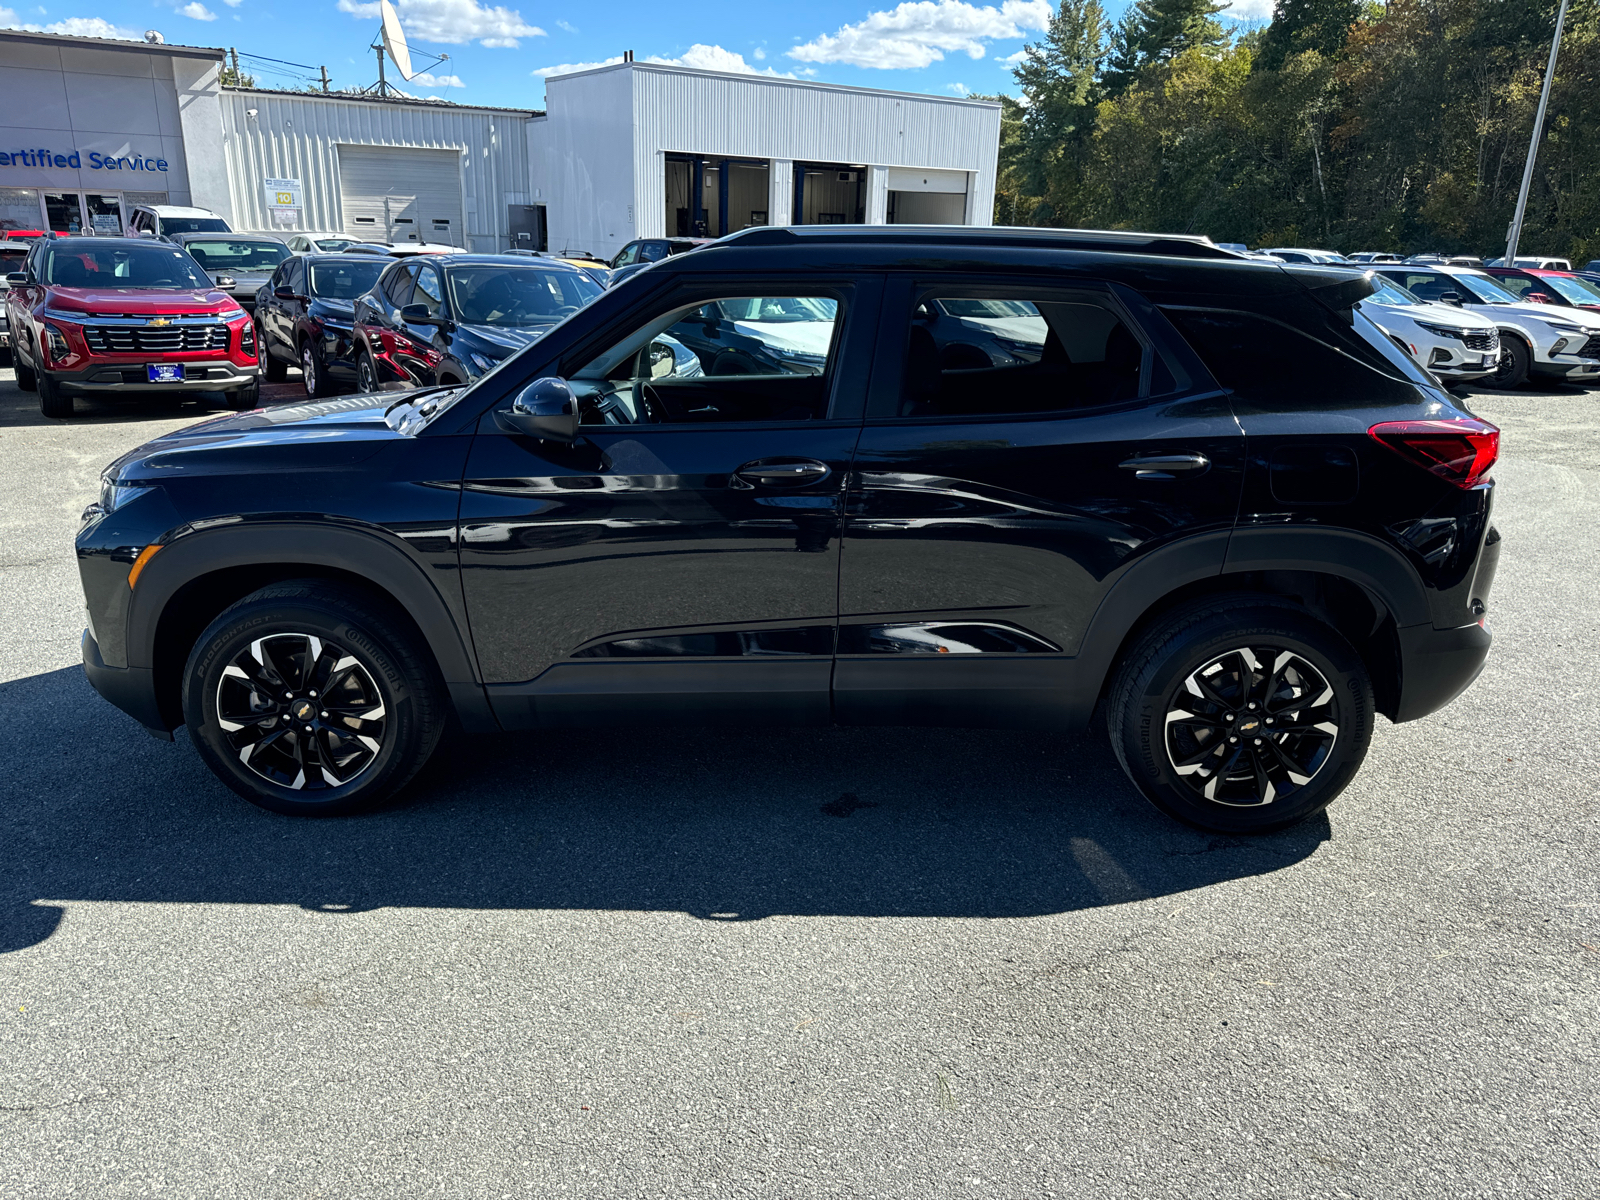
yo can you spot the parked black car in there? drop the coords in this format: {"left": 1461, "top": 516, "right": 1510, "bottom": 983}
{"left": 254, "top": 253, "right": 394, "bottom": 397}
{"left": 77, "top": 226, "right": 1500, "bottom": 834}
{"left": 608, "top": 237, "right": 713, "bottom": 288}
{"left": 352, "top": 254, "right": 603, "bottom": 391}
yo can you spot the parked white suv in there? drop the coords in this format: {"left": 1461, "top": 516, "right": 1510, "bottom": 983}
{"left": 1375, "top": 264, "right": 1600, "bottom": 389}
{"left": 128, "top": 204, "right": 232, "bottom": 241}
{"left": 1360, "top": 277, "right": 1499, "bottom": 384}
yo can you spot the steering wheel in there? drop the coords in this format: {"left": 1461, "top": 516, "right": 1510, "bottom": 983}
{"left": 636, "top": 382, "right": 669, "bottom": 424}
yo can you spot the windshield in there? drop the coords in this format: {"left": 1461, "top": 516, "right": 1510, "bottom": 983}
{"left": 309, "top": 259, "right": 388, "bottom": 300}
{"left": 446, "top": 265, "right": 602, "bottom": 327}
{"left": 160, "top": 217, "right": 230, "bottom": 235}
{"left": 314, "top": 238, "right": 356, "bottom": 252}
{"left": 718, "top": 296, "right": 837, "bottom": 323}
{"left": 182, "top": 238, "right": 290, "bottom": 273}
{"left": 1540, "top": 274, "right": 1600, "bottom": 304}
{"left": 42, "top": 242, "right": 212, "bottom": 289}
{"left": 1449, "top": 272, "right": 1522, "bottom": 304}
{"left": 1367, "top": 281, "right": 1421, "bottom": 306}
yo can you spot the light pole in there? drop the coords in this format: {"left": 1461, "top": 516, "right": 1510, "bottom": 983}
{"left": 1504, "top": 0, "right": 1569, "bottom": 265}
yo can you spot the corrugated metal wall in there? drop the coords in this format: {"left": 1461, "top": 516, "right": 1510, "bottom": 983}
{"left": 218, "top": 89, "right": 533, "bottom": 251}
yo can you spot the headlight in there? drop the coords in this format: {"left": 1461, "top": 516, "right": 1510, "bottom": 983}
{"left": 1416, "top": 322, "right": 1469, "bottom": 341}
{"left": 771, "top": 345, "right": 826, "bottom": 365}
{"left": 44, "top": 323, "right": 70, "bottom": 357}
{"left": 1539, "top": 318, "right": 1587, "bottom": 333}
{"left": 99, "top": 477, "right": 152, "bottom": 514}
{"left": 40, "top": 306, "right": 86, "bottom": 323}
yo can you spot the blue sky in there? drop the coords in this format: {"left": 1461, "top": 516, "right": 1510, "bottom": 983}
{"left": 1, "top": 0, "right": 1269, "bottom": 109}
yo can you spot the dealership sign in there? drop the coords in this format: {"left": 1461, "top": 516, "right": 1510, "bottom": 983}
{"left": 264, "top": 177, "right": 303, "bottom": 228}
{"left": 0, "top": 148, "right": 169, "bottom": 172}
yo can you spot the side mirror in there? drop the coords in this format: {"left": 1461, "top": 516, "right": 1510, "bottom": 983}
{"left": 274, "top": 285, "right": 295, "bottom": 300}
{"left": 647, "top": 340, "right": 677, "bottom": 379}
{"left": 1438, "top": 291, "right": 1462, "bottom": 307}
{"left": 214, "top": 274, "right": 237, "bottom": 289}
{"left": 496, "top": 377, "right": 579, "bottom": 443}
{"left": 400, "top": 302, "right": 446, "bottom": 325}
{"left": 6, "top": 272, "right": 27, "bottom": 285}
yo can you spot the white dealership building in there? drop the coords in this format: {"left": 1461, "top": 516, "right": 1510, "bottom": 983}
{"left": 0, "top": 29, "right": 1000, "bottom": 254}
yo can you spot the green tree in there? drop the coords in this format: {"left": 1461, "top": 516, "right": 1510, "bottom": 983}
{"left": 1010, "top": 0, "right": 1111, "bottom": 222}
{"left": 1256, "top": 0, "right": 1361, "bottom": 71}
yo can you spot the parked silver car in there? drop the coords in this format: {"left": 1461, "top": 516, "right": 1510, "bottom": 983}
{"left": 168, "top": 231, "right": 292, "bottom": 312}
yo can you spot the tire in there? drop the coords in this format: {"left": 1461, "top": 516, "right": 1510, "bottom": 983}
{"left": 301, "top": 338, "right": 333, "bottom": 398}
{"left": 37, "top": 370, "right": 71, "bottom": 418}
{"left": 1107, "top": 596, "right": 1374, "bottom": 834}
{"left": 14, "top": 352, "right": 37, "bottom": 391}
{"left": 224, "top": 379, "right": 260, "bottom": 411}
{"left": 1487, "top": 334, "right": 1530, "bottom": 390}
{"left": 259, "top": 324, "right": 288, "bottom": 382}
{"left": 356, "top": 350, "right": 380, "bottom": 393}
{"left": 182, "top": 580, "right": 446, "bottom": 816}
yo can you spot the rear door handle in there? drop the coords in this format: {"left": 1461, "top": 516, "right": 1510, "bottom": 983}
{"left": 734, "top": 458, "right": 831, "bottom": 488}
{"left": 1119, "top": 452, "right": 1210, "bottom": 480}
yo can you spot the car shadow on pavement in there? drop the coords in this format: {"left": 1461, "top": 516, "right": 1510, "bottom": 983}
{"left": 1, "top": 666, "right": 1330, "bottom": 953}
{"left": 0, "top": 372, "right": 308, "bottom": 429}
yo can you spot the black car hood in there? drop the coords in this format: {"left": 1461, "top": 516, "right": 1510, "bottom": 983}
{"left": 310, "top": 297, "right": 358, "bottom": 321}
{"left": 457, "top": 322, "right": 554, "bottom": 356}
{"left": 106, "top": 390, "right": 455, "bottom": 481}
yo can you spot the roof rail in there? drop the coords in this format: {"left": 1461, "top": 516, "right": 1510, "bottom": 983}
{"left": 715, "top": 224, "right": 1240, "bottom": 260}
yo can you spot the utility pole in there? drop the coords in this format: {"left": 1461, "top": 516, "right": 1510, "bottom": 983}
{"left": 1505, "top": 0, "right": 1569, "bottom": 264}
{"left": 319, "top": 65, "right": 330, "bottom": 93}
{"left": 230, "top": 47, "right": 240, "bottom": 78}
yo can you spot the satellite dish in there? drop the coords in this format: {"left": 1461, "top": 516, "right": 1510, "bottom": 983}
{"left": 379, "top": 0, "right": 415, "bottom": 81}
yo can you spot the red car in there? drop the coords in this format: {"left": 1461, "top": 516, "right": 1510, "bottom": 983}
{"left": 5, "top": 236, "right": 260, "bottom": 418}
{"left": 1483, "top": 266, "right": 1600, "bottom": 314}
{"left": 3, "top": 228, "right": 54, "bottom": 242}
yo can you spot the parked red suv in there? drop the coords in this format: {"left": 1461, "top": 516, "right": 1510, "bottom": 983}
{"left": 6, "top": 236, "right": 260, "bottom": 418}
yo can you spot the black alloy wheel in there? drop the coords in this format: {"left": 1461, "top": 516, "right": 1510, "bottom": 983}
{"left": 1488, "top": 335, "right": 1530, "bottom": 389}
{"left": 301, "top": 338, "right": 333, "bottom": 398}
{"left": 356, "top": 351, "right": 379, "bottom": 393}
{"left": 183, "top": 580, "right": 445, "bottom": 815}
{"left": 1108, "top": 597, "right": 1373, "bottom": 833}
{"left": 259, "top": 321, "right": 288, "bottom": 382}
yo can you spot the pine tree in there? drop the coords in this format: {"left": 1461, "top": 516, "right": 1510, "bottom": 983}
{"left": 1101, "top": 0, "right": 1229, "bottom": 94}
{"left": 1257, "top": 0, "right": 1361, "bottom": 71}
{"left": 1010, "top": 0, "right": 1111, "bottom": 221}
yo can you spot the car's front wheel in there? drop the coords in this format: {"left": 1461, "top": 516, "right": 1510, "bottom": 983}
{"left": 14, "top": 350, "right": 37, "bottom": 392}
{"left": 224, "top": 379, "right": 260, "bottom": 411}
{"left": 1107, "top": 597, "right": 1374, "bottom": 834}
{"left": 356, "top": 350, "right": 380, "bottom": 393}
{"left": 182, "top": 581, "right": 446, "bottom": 816}
{"left": 259, "top": 323, "right": 288, "bottom": 382}
{"left": 301, "top": 338, "right": 333, "bottom": 398}
{"left": 37, "top": 370, "right": 71, "bottom": 418}
{"left": 1488, "top": 334, "right": 1530, "bottom": 389}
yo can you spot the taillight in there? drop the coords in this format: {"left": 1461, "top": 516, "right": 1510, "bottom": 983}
{"left": 1368, "top": 417, "right": 1499, "bottom": 488}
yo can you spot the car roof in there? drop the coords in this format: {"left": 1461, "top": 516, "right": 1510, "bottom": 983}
{"left": 303, "top": 252, "right": 392, "bottom": 264}
{"left": 141, "top": 205, "right": 223, "bottom": 217}
{"left": 171, "top": 230, "right": 287, "bottom": 243}
{"left": 717, "top": 224, "right": 1242, "bottom": 260}
{"left": 420, "top": 253, "right": 587, "bottom": 270}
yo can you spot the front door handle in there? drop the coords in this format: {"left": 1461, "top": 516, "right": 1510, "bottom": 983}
{"left": 734, "top": 459, "right": 830, "bottom": 488}
{"left": 1119, "top": 452, "right": 1211, "bottom": 480}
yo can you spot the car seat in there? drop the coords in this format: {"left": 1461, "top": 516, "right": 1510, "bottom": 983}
{"left": 900, "top": 325, "right": 942, "bottom": 416}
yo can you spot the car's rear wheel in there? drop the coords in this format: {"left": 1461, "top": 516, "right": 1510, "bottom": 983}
{"left": 14, "top": 352, "right": 37, "bottom": 392}
{"left": 301, "top": 338, "right": 333, "bottom": 398}
{"left": 259, "top": 323, "right": 288, "bottom": 382}
{"left": 182, "top": 581, "right": 446, "bottom": 816}
{"left": 37, "top": 370, "right": 71, "bottom": 418}
{"left": 356, "top": 351, "right": 379, "bottom": 393}
{"left": 1488, "top": 334, "right": 1530, "bottom": 389}
{"left": 1107, "top": 597, "right": 1374, "bottom": 834}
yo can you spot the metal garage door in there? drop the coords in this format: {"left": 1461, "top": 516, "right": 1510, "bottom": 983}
{"left": 338, "top": 145, "right": 463, "bottom": 245}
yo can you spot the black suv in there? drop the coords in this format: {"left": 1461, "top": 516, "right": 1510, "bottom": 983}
{"left": 76, "top": 227, "right": 1500, "bottom": 833}
{"left": 351, "top": 254, "right": 603, "bottom": 391}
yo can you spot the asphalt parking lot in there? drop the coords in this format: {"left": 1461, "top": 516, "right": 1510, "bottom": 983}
{"left": 2, "top": 370, "right": 1597, "bottom": 1199}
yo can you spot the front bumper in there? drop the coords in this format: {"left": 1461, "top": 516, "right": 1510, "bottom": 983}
{"left": 82, "top": 627, "right": 171, "bottom": 738}
{"left": 53, "top": 360, "right": 260, "bottom": 394}
{"left": 1531, "top": 356, "right": 1600, "bottom": 380}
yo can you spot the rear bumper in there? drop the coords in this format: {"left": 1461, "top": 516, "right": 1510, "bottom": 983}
{"left": 53, "top": 361, "right": 259, "bottom": 393}
{"left": 1393, "top": 620, "right": 1492, "bottom": 722}
{"left": 82, "top": 627, "right": 172, "bottom": 738}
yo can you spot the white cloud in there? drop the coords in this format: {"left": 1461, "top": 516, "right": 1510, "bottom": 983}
{"left": 178, "top": 2, "right": 216, "bottom": 19}
{"left": 998, "top": 48, "right": 1027, "bottom": 65}
{"left": 411, "top": 70, "right": 464, "bottom": 86}
{"left": 1221, "top": 0, "right": 1273, "bottom": 18}
{"left": 789, "top": 0, "right": 1051, "bottom": 70}
{"left": 0, "top": 10, "right": 143, "bottom": 38}
{"left": 947, "top": 81, "right": 968, "bottom": 94}
{"left": 337, "top": 0, "right": 544, "bottom": 48}
{"left": 222, "top": 0, "right": 241, "bottom": 6}
{"left": 752, "top": 46, "right": 765, "bottom": 60}
{"left": 555, "top": 18, "right": 575, "bottom": 32}
{"left": 533, "top": 43, "right": 791, "bottom": 80}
